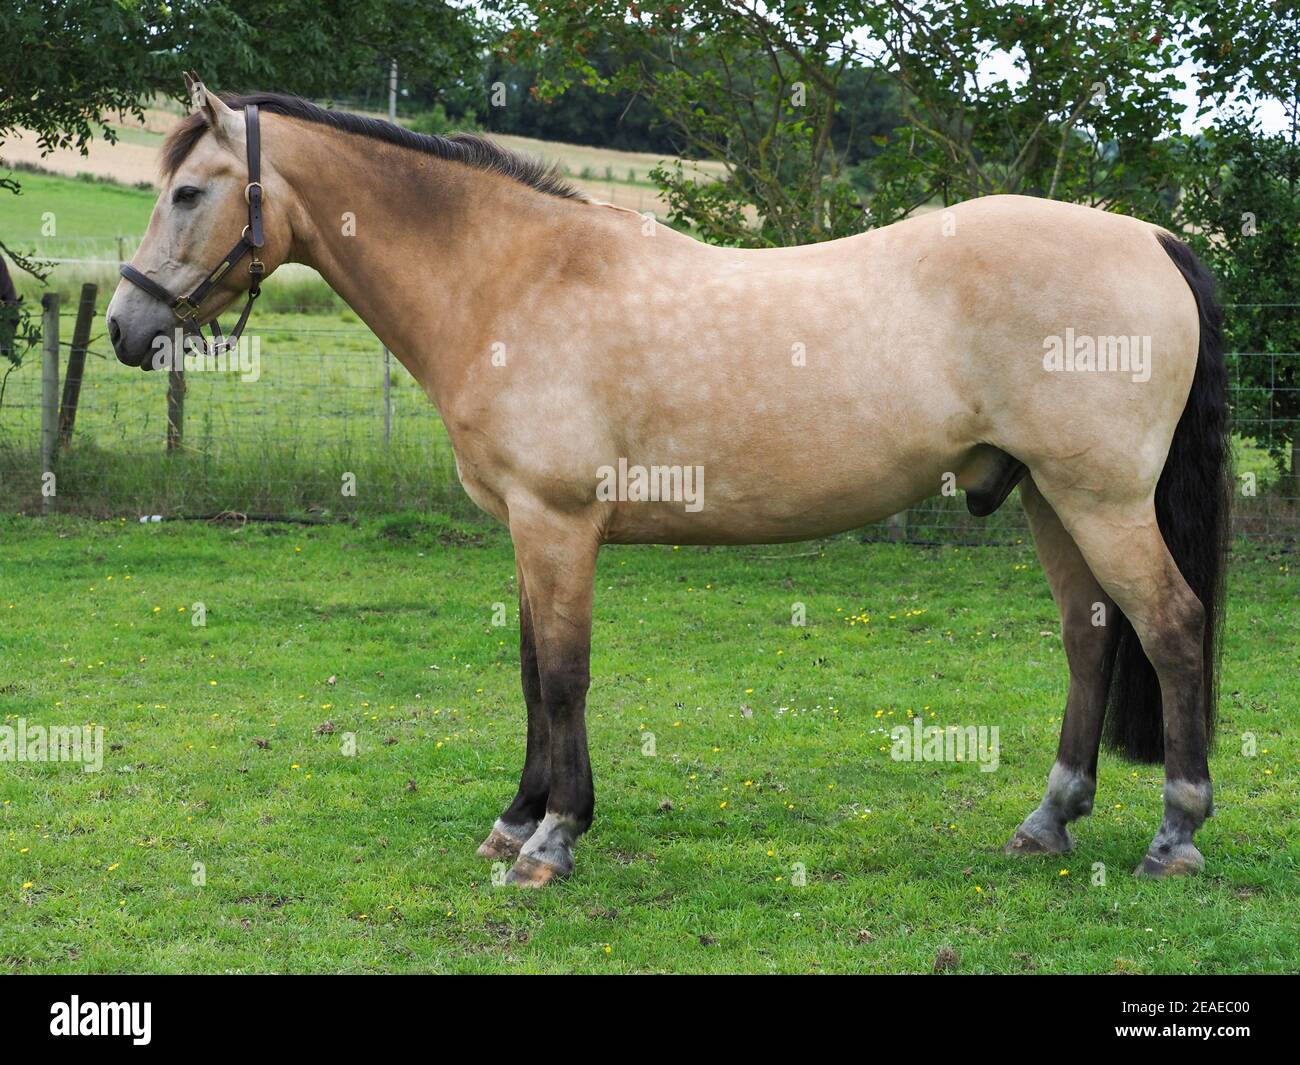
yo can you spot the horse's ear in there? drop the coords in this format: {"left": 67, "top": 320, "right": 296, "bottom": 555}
{"left": 184, "top": 72, "right": 206, "bottom": 111}
{"left": 185, "top": 75, "right": 240, "bottom": 141}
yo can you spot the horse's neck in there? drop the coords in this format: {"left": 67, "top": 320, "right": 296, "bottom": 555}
{"left": 282, "top": 133, "right": 575, "bottom": 403}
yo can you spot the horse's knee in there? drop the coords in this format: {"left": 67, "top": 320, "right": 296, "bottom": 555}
{"left": 540, "top": 658, "right": 590, "bottom": 709}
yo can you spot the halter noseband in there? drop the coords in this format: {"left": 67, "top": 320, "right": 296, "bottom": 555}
{"left": 120, "top": 103, "right": 266, "bottom": 347}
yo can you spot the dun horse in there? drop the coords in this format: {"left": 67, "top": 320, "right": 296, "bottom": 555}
{"left": 108, "top": 81, "right": 1229, "bottom": 886}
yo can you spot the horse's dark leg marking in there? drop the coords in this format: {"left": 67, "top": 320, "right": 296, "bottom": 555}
{"left": 1006, "top": 478, "right": 1111, "bottom": 856}
{"left": 1131, "top": 594, "right": 1212, "bottom": 877}
{"left": 965, "top": 448, "right": 1028, "bottom": 517}
{"left": 507, "top": 653, "right": 593, "bottom": 886}
{"left": 1034, "top": 488, "right": 1214, "bottom": 877}
{"left": 477, "top": 567, "right": 550, "bottom": 860}
{"left": 503, "top": 511, "right": 598, "bottom": 887}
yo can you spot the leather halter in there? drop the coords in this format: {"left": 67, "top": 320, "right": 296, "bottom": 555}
{"left": 120, "top": 104, "right": 266, "bottom": 346}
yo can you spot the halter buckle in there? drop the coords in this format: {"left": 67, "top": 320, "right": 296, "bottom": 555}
{"left": 171, "top": 296, "right": 200, "bottom": 321}
{"left": 244, "top": 181, "right": 263, "bottom": 204}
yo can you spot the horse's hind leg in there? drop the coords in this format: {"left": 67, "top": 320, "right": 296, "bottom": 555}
{"left": 1005, "top": 477, "right": 1114, "bottom": 856}
{"left": 1037, "top": 488, "right": 1213, "bottom": 877}
{"left": 502, "top": 502, "right": 599, "bottom": 887}
{"left": 477, "top": 563, "right": 550, "bottom": 861}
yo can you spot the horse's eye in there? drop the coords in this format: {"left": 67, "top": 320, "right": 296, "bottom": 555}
{"left": 172, "top": 186, "right": 202, "bottom": 205}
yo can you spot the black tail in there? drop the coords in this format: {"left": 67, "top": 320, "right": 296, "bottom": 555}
{"left": 1101, "top": 233, "right": 1231, "bottom": 763}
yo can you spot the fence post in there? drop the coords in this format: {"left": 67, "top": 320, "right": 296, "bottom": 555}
{"left": 40, "top": 293, "right": 60, "bottom": 513}
{"left": 383, "top": 344, "right": 392, "bottom": 445}
{"left": 166, "top": 368, "right": 185, "bottom": 453}
{"left": 58, "top": 282, "right": 97, "bottom": 448}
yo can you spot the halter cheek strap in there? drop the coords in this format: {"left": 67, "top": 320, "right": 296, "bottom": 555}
{"left": 120, "top": 104, "right": 266, "bottom": 346}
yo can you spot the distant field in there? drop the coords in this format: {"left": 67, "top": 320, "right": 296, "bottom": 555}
{"left": 0, "top": 170, "right": 156, "bottom": 281}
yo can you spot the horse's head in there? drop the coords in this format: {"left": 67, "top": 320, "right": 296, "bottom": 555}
{"left": 106, "top": 76, "right": 292, "bottom": 368}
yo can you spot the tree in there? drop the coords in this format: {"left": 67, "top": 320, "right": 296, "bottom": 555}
{"left": 504, "top": 1, "right": 1201, "bottom": 244}
{"left": 850, "top": 0, "right": 1194, "bottom": 224}
{"left": 1181, "top": 0, "right": 1300, "bottom": 494}
{"left": 501, "top": 1, "right": 891, "bottom": 247}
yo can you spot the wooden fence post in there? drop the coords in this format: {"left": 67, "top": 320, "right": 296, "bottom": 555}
{"left": 383, "top": 344, "right": 392, "bottom": 445}
{"left": 166, "top": 368, "right": 185, "bottom": 453}
{"left": 40, "top": 293, "right": 60, "bottom": 512}
{"left": 58, "top": 282, "right": 97, "bottom": 448}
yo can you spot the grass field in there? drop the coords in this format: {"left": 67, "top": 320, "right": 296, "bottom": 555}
{"left": 1, "top": 513, "right": 1295, "bottom": 973}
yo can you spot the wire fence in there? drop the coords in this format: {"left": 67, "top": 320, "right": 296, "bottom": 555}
{"left": 0, "top": 288, "right": 1297, "bottom": 543}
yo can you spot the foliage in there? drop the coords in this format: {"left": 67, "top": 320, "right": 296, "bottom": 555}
{"left": 501, "top": 1, "right": 889, "bottom": 247}
{"left": 856, "top": 0, "right": 1192, "bottom": 225}
{"left": 476, "top": 49, "right": 683, "bottom": 154}
{"left": 409, "top": 104, "right": 483, "bottom": 137}
{"left": 1179, "top": 0, "right": 1300, "bottom": 489}
{"left": 503, "top": 2, "right": 1211, "bottom": 242}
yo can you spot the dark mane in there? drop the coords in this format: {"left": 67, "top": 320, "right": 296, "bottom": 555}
{"left": 161, "top": 92, "right": 585, "bottom": 201}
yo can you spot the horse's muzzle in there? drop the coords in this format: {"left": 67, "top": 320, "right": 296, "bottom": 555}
{"left": 107, "top": 315, "right": 162, "bottom": 371}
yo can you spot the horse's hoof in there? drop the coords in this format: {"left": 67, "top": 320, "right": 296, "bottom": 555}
{"left": 1134, "top": 845, "right": 1204, "bottom": 878}
{"left": 1003, "top": 825, "right": 1072, "bottom": 856}
{"left": 504, "top": 853, "right": 568, "bottom": 888}
{"left": 476, "top": 820, "right": 535, "bottom": 861}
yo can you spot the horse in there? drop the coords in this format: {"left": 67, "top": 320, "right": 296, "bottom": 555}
{"left": 107, "top": 80, "right": 1229, "bottom": 886}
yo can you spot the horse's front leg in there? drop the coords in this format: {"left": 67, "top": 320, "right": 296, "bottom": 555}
{"left": 477, "top": 564, "right": 551, "bottom": 861}
{"left": 502, "top": 504, "right": 599, "bottom": 887}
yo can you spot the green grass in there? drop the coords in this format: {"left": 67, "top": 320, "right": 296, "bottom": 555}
{"left": 0, "top": 169, "right": 157, "bottom": 242}
{"left": 1, "top": 514, "right": 1295, "bottom": 973}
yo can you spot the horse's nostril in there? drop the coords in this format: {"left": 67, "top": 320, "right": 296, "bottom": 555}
{"left": 108, "top": 318, "right": 124, "bottom": 354}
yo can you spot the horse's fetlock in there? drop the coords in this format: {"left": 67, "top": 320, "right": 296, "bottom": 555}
{"left": 1044, "top": 761, "right": 1096, "bottom": 822}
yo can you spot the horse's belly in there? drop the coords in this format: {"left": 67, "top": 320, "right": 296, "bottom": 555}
{"left": 600, "top": 451, "right": 945, "bottom": 545}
